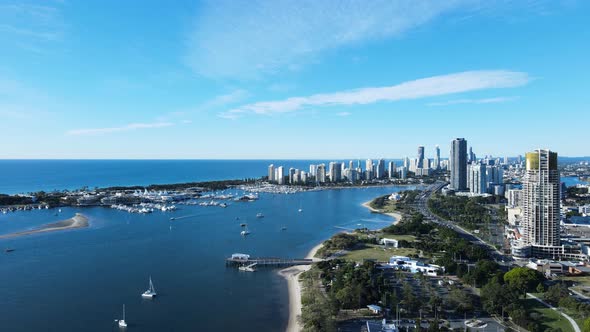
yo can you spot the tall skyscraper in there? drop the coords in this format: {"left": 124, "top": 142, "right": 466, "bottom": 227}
{"left": 316, "top": 164, "right": 326, "bottom": 183}
{"left": 277, "top": 166, "right": 285, "bottom": 185}
{"left": 365, "top": 159, "right": 374, "bottom": 180}
{"left": 469, "top": 147, "right": 476, "bottom": 163}
{"left": 417, "top": 146, "right": 425, "bottom": 168}
{"left": 450, "top": 138, "right": 468, "bottom": 190}
{"left": 467, "top": 163, "right": 486, "bottom": 194}
{"left": 376, "top": 159, "right": 385, "bottom": 179}
{"left": 522, "top": 149, "right": 560, "bottom": 252}
{"left": 329, "top": 162, "right": 342, "bottom": 182}
{"left": 434, "top": 145, "right": 440, "bottom": 170}
{"left": 268, "top": 164, "right": 275, "bottom": 182}
{"left": 388, "top": 161, "right": 396, "bottom": 179}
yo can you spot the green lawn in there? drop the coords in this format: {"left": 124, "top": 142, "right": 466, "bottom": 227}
{"left": 342, "top": 244, "right": 417, "bottom": 263}
{"left": 522, "top": 298, "right": 575, "bottom": 332}
{"left": 559, "top": 275, "right": 590, "bottom": 287}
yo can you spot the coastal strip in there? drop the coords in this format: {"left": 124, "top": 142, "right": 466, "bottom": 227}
{"left": 281, "top": 198, "right": 402, "bottom": 332}
{"left": 361, "top": 200, "right": 402, "bottom": 223}
{"left": 280, "top": 242, "right": 324, "bottom": 332}
{"left": 0, "top": 213, "right": 89, "bottom": 239}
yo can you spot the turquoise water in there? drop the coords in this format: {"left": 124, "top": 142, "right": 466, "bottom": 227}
{"left": 0, "top": 186, "right": 412, "bottom": 331}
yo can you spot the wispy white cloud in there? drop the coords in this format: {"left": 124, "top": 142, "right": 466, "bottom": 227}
{"left": 219, "top": 70, "right": 530, "bottom": 119}
{"left": 66, "top": 122, "right": 174, "bottom": 136}
{"left": 427, "top": 96, "right": 519, "bottom": 106}
{"left": 0, "top": 2, "right": 65, "bottom": 52}
{"left": 337, "top": 112, "right": 352, "bottom": 117}
{"left": 185, "top": 0, "right": 469, "bottom": 78}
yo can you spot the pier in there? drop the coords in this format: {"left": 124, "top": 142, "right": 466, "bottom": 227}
{"left": 226, "top": 253, "right": 313, "bottom": 268}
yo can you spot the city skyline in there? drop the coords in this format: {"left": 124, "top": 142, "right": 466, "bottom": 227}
{"left": 1, "top": 1, "right": 589, "bottom": 159}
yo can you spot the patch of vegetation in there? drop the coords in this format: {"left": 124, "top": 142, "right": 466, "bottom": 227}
{"left": 316, "top": 233, "right": 366, "bottom": 258}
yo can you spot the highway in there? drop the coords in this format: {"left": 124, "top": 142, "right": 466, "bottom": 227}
{"left": 412, "top": 181, "right": 513, "bottom": 267}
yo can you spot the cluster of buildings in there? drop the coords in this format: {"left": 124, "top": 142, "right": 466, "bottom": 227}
{"left": 267, "top": 145, "right": 451, "bottom": 185}
{"left": 447, "top": 138, "right": 507, "bottom": 196}
{"left": 267, "top": 159, "right": 408, "bottom": 185}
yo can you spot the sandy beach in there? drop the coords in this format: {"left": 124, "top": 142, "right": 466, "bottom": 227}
{"left": 0, "top": 213, "right": 89, "bottom": 239}
{"left": 279, "top": 241, "right": 323, "bottom": 332}
{"left": 361, "top": 200, "right": 403, "bottom": 223}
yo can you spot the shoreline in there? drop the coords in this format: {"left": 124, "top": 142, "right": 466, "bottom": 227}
{"left": 281, "top": 197, "right": 403, "bottom": 332}
{"left": 279, "top": 241, "right": 324, "bottom": 332}
{"left": 0, "top": 213, "right": 89, "bottom": 239}
{"left": 361, "top": 200, "right": 403, "bottom": 224}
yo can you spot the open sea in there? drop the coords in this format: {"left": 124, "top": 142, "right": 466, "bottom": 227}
{"left": 0, "top": 160, "right": 411, "bottom": 331}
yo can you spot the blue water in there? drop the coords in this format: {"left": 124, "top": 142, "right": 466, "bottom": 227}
{"left": 561, "top": 176, "right": 588, "bottom": 187}
{"left": 0, "top": 182, "right": 413, "bottom": 331}
{"left": 0, "top": 159, "right": 403, "bottom": 195}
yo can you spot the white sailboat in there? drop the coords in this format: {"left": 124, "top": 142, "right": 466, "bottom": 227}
{"left": 117, "top": 304, "right": 127, "bottom": 328}
{"left": 142, "top": 276, "right": 157, "bottom": 299}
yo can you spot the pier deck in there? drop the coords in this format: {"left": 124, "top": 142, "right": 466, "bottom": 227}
{"left": 226, "top": 256, "right": 313, "bottom": 268}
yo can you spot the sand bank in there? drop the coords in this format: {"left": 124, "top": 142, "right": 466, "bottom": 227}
{"left": 0, "top": 213, "right": 89, "bottom": 239}
{"left": 280, "top": 241, "right": 324, "bottom": 332}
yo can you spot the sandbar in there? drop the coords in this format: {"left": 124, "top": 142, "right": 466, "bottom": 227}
{"left": 0, "top": 213, "right": 89, "bottom": 239}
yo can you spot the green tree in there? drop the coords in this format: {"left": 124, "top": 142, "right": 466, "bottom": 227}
{"left": 544, "top": 283, "right": 569, "bottom": 305}
{"left": 503, "top": 267, "right": 544, "bottom": 296}
{"left": 582, "top": 317, "right": 590, "bottom": 332}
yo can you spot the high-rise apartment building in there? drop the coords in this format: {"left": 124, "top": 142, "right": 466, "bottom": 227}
{"left": 276, "top": 166, "right": 285, "bottom": 185}
{"left": 417, "top": 146, "right": 425, "bottom": 168}
{"left": 434, "top": 145, "right": 440, "bottom": 170}
{"left": 388, "top": 161, "right": 396, "bottom": 179}
{"left": 268, "top": 164, "right": 275, "bottom": 182}
{"left": 329, "top": 162, "right": 342, "bottom": 182}
{"left": 376, "top": 159, "right": 385, "bottom": 179}
{"left": 450, "top": 138, "right": 468, "bottom": 190}
{"left": 467, "top": 163, "right": 487, "bottom": 194}
{"left": 316, "top": 164, "right": 326, "bottom": 183}
{"left": 522, "top": 149, "right": 561, "bottom": 255}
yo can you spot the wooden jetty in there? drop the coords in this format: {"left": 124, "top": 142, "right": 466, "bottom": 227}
{"left": 226, "top": 253, "right": 313, "bottom": 268}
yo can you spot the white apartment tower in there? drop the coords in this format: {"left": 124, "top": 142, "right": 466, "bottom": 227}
{"left": 522, "top": 149, "right": 561, "bottom": 256}
{"left": 268, "top": 164, "right": 275, "bottom": 182}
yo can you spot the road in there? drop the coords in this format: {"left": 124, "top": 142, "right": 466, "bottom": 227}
{"left": 412, "top": 181, "right": 512, "bottom": 266}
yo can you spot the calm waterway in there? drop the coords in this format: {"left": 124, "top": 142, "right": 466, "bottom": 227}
{"left": 0, "top": 185, "right": 412, "bottom": 331}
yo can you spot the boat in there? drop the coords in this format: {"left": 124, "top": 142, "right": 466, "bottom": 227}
{"left": 170, "top": 217, "right": 176, "bottom": 221}
{"left": 240, "top": 225, "right": 250, "bottom": 236}
{"left": 298, "top": 208, "right": 303, "bottom": 212}
{"left": 238, "top": 263, "right": 257, "bottom": 272}
{"left": 5, "top": 248, "right": 15, "bottom": 253}
{"left": 117, "top": 304, "right": 127, "bottom": 328}
{"left": 281, "top": 227, "right": 287, "bottom": 231}
{"left": 256, "top": 213, "right": 264, "bottom": 218}
{"left": 240, "top": 223, "right": 247, "bottom": 227}
{"left": 141, "top": 276, "right": 157, "bottom": 299}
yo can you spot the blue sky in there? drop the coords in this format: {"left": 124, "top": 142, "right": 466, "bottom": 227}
{"left": 1, "top": 0, "right": 588, "bottom": 159}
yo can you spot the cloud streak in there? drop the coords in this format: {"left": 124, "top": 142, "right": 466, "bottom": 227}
{"left": 427, "top": 96, "right": 519, "bottom": 106}
{"left": 66, "top": 122, "right": 174, "bottom": 136}
{"left": 220, "top": 70, "right": 530, "bottom": 119}
{"left": 185, "top": 0, "right": 468, "bottom": 78}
